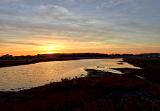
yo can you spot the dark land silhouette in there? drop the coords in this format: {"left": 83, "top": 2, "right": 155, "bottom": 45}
{"left": 0, "top": 53, "right": 159, "bottom": 67}
{"left": 0, "top": 53, "right": 160, "bottom": 111}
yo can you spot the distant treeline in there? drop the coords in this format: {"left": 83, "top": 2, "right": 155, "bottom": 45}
{"left": 0, "top": 53, "right": 159, "bottom": 67}
{"left": 0, "top": 53, "right": 130, "bottom": 60}
{"left": 0, "top": 53, "right": 159, "bottom": 60}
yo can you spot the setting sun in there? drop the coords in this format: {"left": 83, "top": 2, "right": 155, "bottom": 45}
{"left": 38, "top": 45, "right": 60, "bottom": 54}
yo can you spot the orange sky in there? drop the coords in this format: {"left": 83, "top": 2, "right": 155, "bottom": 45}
{"left": 0, "top": 37, "right": 159, "bottom": 56}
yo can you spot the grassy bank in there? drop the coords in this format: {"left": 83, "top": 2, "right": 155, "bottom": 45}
{"left": 123, "top": 57, "right": 160, "bottom": 83}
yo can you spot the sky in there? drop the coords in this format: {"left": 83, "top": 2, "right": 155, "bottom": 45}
{"left": 0, "top": 0, "right": 160, "bottom": 55}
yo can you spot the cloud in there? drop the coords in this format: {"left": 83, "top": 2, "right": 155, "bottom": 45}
{"left": 96, "top": 0, "right": 132, "bottom": 9}
{"left": 0, "top": 0, "right": 159, "bottom": 52}
{"left": 34, "top": 5, "right": 71, "bottom": 17}
{"left": 0, "top": 0, "right": 21, "bottom": 2}
{"left": 0, "top": 40, "right": 43, "bottom": 46}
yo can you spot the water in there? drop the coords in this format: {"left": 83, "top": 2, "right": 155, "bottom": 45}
{"left": 0, "top": 58, "right": 139, "bottom": 91}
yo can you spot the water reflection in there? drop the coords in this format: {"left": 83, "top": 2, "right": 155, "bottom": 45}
{"left": 0, "top": 58, "right": 139, "bottom": 91}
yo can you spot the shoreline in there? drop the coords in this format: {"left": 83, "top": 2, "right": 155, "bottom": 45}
{"left": 0, "top": 57, "right": 114, "bottom": 68}
{"left": 0, "top": 57, "right": 160, "bottom": 111}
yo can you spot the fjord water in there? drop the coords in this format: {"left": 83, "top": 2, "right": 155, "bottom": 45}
{"left": 0, "top": 58, "right": 138, "bottom": 91}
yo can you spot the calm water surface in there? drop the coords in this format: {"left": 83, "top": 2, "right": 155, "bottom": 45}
{"left": 0, "top": 58, "right": 139, "bottom": 91}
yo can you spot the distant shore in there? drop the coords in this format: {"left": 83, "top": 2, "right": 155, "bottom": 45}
{"left": 0, "top": 54, "right": 125, "bottom": 67}
{"left": 0, "top": 53, "right": 110, "bottom": 68}
{"left": 0, "top": 53, "right": 159, "bottom": 68}
{"left": 0, "top": 56, "right": 160, "bottom": 111}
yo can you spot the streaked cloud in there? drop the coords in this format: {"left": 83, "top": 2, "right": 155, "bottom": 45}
{"left": 96, "top": 0, "right": 132, "bottom": 9}
{"left": 0, "top": 0, "right": 160, "bottom": 55}
{"left": 0, "top": 39, "right": 43, "bottom": 46}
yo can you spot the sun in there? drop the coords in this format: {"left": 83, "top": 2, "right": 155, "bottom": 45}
{"left": 39, "top": 45, "right": 61, "bottom": 54}
{"left": 45, "top": 47, "right": 56, "bottom": 54}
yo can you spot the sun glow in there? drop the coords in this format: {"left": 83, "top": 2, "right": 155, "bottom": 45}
{"left": 39, "top": 44, "right": 62, "bottom": 54}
